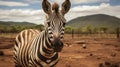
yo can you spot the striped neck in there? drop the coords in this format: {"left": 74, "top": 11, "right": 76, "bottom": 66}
{"left": 35, "top": 30, "right": 59, "bottom": 66}
{"left": 39, "top": 30, "right": 57, "bottom": 58}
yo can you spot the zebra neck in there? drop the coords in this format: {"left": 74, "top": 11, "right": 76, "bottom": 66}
{"left": 35, "top": 30, "right": 59, "bottom": 66}
{"left": 40, "top": 30, "right": 57, "bottom": 58}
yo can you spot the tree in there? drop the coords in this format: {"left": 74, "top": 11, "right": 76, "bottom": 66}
{"left": 93, "top": 27, "right": 99, "bottom": 33}
{"left": 100, "top": 27, "right": 108, "bottom": 33}
{"left": 82, "top": 25, "right": 93, "bottom": 34}
{"left": 65, "top": 26, "right": 72, "bottom": 33}
{"left": 34, "top": 24, "right": 44, "bottom": 31}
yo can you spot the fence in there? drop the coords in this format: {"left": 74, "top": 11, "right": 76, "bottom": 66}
{"left": 65, "top": 27, "right": 120, "bottom": 39}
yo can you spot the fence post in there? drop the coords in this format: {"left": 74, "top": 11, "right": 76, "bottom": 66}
{"left": 116, "top": 27, "right": 119, "bottom": 39}
{"left": 72, "top": 29, "right": 74, "bottom": 39}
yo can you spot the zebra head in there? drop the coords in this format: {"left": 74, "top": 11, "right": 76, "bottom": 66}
{"left": 42, "top": 0, "right": 71, "bottom": 52}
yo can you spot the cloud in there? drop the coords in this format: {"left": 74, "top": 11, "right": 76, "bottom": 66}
{"left": 23, "top": 0, "right": 42, "bottom": 4}
{"left": 0, "top": 9, "right": 45, "bottom": 24}
{"left": 71, "top": 0, "right": 110, "bottom": 4}
{"left": 71, "top": 3, "right": 110, "bottom": 12}
{"left": 0, "top": 3, "right": 120, "bottom": 24}
{"left": 0, "top": 1, "right": 29, "bottom": 7}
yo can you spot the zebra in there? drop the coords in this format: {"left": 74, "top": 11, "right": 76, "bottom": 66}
{"left": 13, "top": 0, "right": 71, "bottom": 67}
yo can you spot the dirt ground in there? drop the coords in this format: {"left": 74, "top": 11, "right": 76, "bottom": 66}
{"left": 0, "top": 34, "right": 120, "bottom": 67}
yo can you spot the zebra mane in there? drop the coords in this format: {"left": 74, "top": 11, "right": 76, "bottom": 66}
{"left": 52, "top": 2, "right": 59, "bottom": 13}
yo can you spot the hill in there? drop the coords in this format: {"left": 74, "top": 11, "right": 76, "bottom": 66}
{"left": 0, "top": 21, "right": 36, "bottom": 26}
{"left": 67, "top": 14, "right": 120, "bottom": 28}
{"left": 0, "top": 21, "right": 38, "bottom": 33}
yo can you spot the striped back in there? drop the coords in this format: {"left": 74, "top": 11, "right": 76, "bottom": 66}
{"left": 13, "top": 29, "right": 40, "bottom": 66}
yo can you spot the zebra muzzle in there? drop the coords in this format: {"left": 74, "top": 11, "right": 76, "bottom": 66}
{"left": 52, "top": 38, "right": 63, "bottom": 52}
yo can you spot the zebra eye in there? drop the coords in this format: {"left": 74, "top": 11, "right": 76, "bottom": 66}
{"left": 63, "top": 23, "right": 66, "bottom": 27}
{"left": 47, "top": 22, "right": 50, "bottom": 27}
{"left": 61, "top": 37, "right": 63, "bottom": 39}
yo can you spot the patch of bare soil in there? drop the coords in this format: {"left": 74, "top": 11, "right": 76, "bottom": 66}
{"left": 0, "top": 37, "right": 120, "bottom": 67}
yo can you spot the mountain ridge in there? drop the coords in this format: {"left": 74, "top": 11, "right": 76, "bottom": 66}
{"left": 67, "top": 14, "right": 120, "bottom": 28}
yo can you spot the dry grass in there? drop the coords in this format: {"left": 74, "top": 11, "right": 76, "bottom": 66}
{"left": 0, "top": 33, "right": 118, "bottom": 39}
{"left": 0, "top": 33, "right": 17, "bottom": 38}
{"left": 64, "top": 34, "right": 118, "bottom": 39}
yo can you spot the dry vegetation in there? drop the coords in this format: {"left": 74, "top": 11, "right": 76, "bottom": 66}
{"left": 0, "top": 34, "right": 120, "bottom": 67}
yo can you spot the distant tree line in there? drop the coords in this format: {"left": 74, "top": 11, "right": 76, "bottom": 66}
{"left": 0, "top": 24, "right": 119, "bottom": 34}
{"left": 65, "top": 25, "right": 120, "bottom": 34}
{"left": 0, "top": 24, "right": 44, "bottom": 33}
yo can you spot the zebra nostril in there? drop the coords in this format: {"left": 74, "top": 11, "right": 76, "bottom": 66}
{"left": 50, "top": 35, "right": 54, "bottom": 39}
{"left": 60, "top": 37, "right": 63, "bottom": 39}
{"left": 50, "top": 36, "right": 53, "bottom": 39}
{"left": 61, "top": 33, "right": 64, "bottom": 35}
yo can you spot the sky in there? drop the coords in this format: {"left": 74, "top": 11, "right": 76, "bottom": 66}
{"left": 0, "top": 0, "right": 120, "bottom": 24}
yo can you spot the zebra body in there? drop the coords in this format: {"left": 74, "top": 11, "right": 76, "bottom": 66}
{"left": 14, "top": 29, "right": 59, "bottom": 66}
{"left": 14, "top": 0, "right": 71, "bottom": 67}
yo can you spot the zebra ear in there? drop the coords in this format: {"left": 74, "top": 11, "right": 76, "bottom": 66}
{"left": 42, "top": 0, "right": 52, "bottom": 14}
{"left": 61, "top": 0, "right": 71, "bottom": 15}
